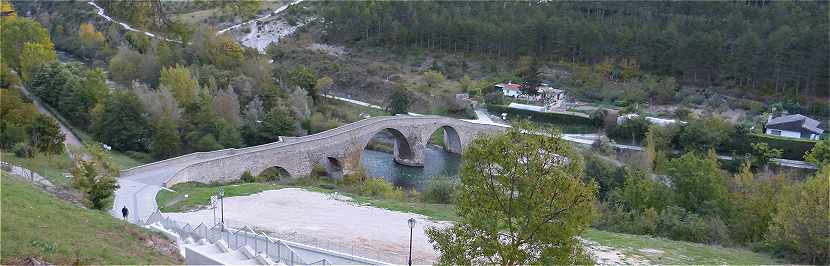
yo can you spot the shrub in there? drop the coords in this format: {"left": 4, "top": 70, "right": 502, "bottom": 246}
{"left": 360, "top": 178, "right": 404, "bottom": 200}
{"left": 766, "top": 167, "right": 829, "bottom": 264}
{"left": 13, "top": 142, "right": 34, "bottom": 158}
{"left": 422, "top": 176, "right": 457, "bottom": 204}
{"left": 311, "top": 163, "right": 328, "bottom": 178}
{"left": 240, "top": 171, "right": 255, "bottom": 183}
{"left": 342, "top": 168, "right": 369, "bottom": 186}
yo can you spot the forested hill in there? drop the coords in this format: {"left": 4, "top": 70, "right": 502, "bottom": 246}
{"left": 320, "top": 1, "right": 829, "bottom": 98}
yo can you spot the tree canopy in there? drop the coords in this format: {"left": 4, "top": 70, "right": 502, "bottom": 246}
{"left": 426, "top": 127, "right": 596, "bottom": 264}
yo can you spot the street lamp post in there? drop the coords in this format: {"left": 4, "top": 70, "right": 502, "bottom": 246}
{"left": 218, "top": 187, "right": 225, "bottom": 231}
{"left": 408, "top": 218, "right": 416, "bottom": 266}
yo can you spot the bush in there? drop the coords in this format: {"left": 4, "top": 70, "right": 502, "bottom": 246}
{"left": 311, "top": 163, "right": 328, "bottom": 178}
{"left": 766, "top": 167, "right": 829, "bottom": 264}
{"left": 360, "top": 178, "right": 404, "bottom": 200}
{"left": 240, "top": 171, "right": 255, "bottom": 183}
{"left": 13, "top": 142, "right": 34, "bottom": 158}
{"left": 422, "top": 176, "right": 457, "bottom": 204}
{"left": 342, "top": 167, "right": 368, "bottom": 186}
{"left": 0, "top": 123, "right": 26, "bottom": 149}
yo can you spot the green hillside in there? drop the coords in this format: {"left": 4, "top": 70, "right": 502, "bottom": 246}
{"left": 0, "top": 174, "right": 182, "bottom": 265}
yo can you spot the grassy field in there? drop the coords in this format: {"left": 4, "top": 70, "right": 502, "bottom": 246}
{"left": 156, "top": 182, "right": 284, "bottom": 212}
{"left": 0, "top": 174, "right": 181, "bottom": 265}
{"left": 1, "top": 152, "right": 74, "bottom": 187}
{"left": 582, "top": 230, "right": 783, "bottom": 265}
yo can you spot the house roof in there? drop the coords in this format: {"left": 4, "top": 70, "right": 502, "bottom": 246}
{"left": 767, "top": 114, "right": 824, "bottom": 134}
{"left": 496, "top": 83, "right": 522, "bottom": 91}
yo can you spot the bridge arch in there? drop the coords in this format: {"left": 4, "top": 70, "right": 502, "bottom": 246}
{"left": 317, "top": 157, "right": 344, "bottom": 178}
{"left": 256, "top": 165, "right": 291, "bottom": 181}
{"left": 427, "top": 125, "right": 463, "bottom": 154}
{"left": 364, "top": 128, "right": 416, "bottom": 166}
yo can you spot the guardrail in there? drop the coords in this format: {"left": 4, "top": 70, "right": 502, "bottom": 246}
{"left": 143, "top": 212, "right": 354, "bottom": 265}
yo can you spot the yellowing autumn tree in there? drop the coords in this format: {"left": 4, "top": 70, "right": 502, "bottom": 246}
{"left": 79, "top": 23, "right": 105, "bottom": 59}
{"left": 160, "top": 65, "right": 199, "bottom": 106}
{"left": 19, "top": 42, "right": 57, "bottom": 83}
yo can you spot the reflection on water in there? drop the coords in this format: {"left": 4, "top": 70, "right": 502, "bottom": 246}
{"left": 361, "top": 146, "right": 461, "bottom": 191}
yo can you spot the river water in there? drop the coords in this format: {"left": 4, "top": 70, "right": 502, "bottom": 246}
{"left": 361, "top": 147, "right": 461, "bottom": 191}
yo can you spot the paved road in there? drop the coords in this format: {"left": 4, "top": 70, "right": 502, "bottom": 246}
{"left": 17, "top": 86, "right": 83, "bottom": 149}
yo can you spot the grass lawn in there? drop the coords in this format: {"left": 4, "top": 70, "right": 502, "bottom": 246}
{"left": 582, "top": 229, "right": 784, "bottom": 265}
{"left": 157, "top": 182, "right": 284, "bottom": 212}
{"left": 0, "top": 174, "right": 181, "bottom": 265}
{"left": 1, "top": 152, "right": 74, "bottom": 187}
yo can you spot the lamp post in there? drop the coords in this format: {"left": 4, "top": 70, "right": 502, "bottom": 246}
{"left": 407, "top": 218, "right": 416, "bottom": 266}
{"left": 218, "top": 187, "right": 225, "bottom": 231}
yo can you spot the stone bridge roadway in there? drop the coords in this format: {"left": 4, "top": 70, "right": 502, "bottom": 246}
{"left": 114, "top": 115, "right": 507, "bottom": 222}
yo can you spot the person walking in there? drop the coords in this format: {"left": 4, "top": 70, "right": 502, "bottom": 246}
{"left": 121, "top": 206, "right": 129, "bottom": 221}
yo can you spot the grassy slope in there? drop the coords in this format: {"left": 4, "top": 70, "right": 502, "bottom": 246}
{"left": 1, "top": 152, "right": 74, "bottom": 187}
{"left": 156, "top": 182, "right": 284, "bottom": 212}
{"left": 0, "top": 175, "right": 181, "bottom": 265}
{"left": 583, "top": 230, "right": 783, "bottom": 264}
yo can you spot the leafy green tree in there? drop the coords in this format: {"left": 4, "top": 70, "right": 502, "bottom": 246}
{"left": 386, "top": 88, "right": 410, "bottom": 115}
{"left": 19, "top": 42, "right": 57, "bottom": 83}
{"left": 678, "top": 116, "right": 734, "bottom": 152}
{"left": 804, "top": 139, "right": 830, "bottom": 166}
{"left": 149, "top": 117, "right": 181, "bottom": 159}
{"left": 614, "top": 168, "right": 674, "bottom": 212}
{"left": 160, "top": 65, "right": 200, "bottom": 106}
{"left": 645, "top": 124, "right": 679, "bottom": 169}
{"left": 750, "top": 142, "right": 783, "bottom": 168}
{"left": 71, "top": 160, "right": 119, "bottom": 210}
{"left": 766, "top": 166, "right": 830, "bottom": 264}
{"left": 243, "top": 108, "right": 297, "bottom": 145}
{"left": 288, "top": 65, "right": 318, "bottom": 101}
{"left": 663, "top": 151, "right": 728, "bottom": 216}
{"left": 426, "top": 127, "right": 596, "bottom": 264}
{"left": 90, "top": 91, "right": 151, "bottom": 151}
{"left": 0, "top": 18, "right": 54, "bottom": 70}
{"left": 727, "top": 162, "right": 788, "bottom": 244}
{"left": 0, "top": 63, "right": 20, "bottom": 88}
{"left": 0, "top": 89, "right": 37, "bottom": 126}
{"left": 28, "top": 115, "right": 64, "bottom": 155}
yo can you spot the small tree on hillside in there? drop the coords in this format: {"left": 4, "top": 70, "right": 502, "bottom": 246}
{"left": 426, "top": 126, "right": 596, "bottom": 264}
{"left": 750, "top": 142, "right": 783, "bottom": 169}
{"left": 72, "top": 160, "right": 119, "bottom": 210}
{"left": 387, "top": 88, "right": 411, "bottom": 115}
{"left": 804, "top": 139, "right": 830, "bottom": 166}
{"left": 28, "top": 115, "right": 64, "bottom": 155}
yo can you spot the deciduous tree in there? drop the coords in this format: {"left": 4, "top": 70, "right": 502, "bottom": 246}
{"left": 426, "top": 127, "right": 596, "bottom": 264}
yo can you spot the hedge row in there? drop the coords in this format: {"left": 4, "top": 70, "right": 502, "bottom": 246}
{"left": 749, "top": 133, "right": 817, "bottom": 160}
{"left": 486, "top": 104, "right": 598, "bottom": 127}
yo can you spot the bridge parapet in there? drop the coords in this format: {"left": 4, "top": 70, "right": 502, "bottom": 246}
{"left": 125, "top": 115, "right": 508, "bottom": 187}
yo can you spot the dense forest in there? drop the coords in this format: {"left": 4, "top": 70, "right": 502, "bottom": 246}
{"left": 320, "top": 1, "right": 829, "bottom": 101}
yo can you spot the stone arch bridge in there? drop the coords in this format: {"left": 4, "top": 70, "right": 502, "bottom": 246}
{"left": 121, "top": 115, "right": 508, "bottom": 187}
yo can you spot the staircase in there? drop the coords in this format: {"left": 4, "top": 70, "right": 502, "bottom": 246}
{"left": 143, "top": 212, "right": 385, "bottom": 265}
{"left": 143, "top": 212, "right": 329, "bottom": 265}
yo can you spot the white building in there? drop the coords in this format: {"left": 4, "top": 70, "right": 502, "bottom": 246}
{"left": 495, "top": 82, "right": 523, "bottom": 97}
{"left": 765, "top": 114, "right": 824, "bottom": 140}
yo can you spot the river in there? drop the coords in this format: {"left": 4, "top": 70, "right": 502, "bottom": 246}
{"left": 361, "top": 147, "right": 461, "bottom": 191}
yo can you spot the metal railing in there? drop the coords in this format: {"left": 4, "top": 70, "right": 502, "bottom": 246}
{"left": 143, "top": 212, "right": 327, "bottom": 265}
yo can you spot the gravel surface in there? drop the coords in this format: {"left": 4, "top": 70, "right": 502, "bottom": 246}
{"left": 164, "top": 188, "right": 445, "bottom": 264}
